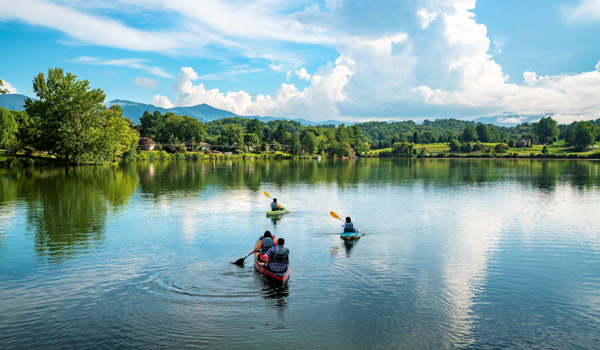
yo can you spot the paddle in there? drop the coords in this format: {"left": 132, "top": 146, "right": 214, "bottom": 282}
{"left": 233, "top": 252, "right": 252, "bottom": 266}
{"left": 330, "top": 211, "right": 363, "bottom": 235}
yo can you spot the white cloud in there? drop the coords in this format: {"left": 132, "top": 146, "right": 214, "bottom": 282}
{"left": 269, "top": 63, "right": 283, "bottom": 71}
{"left": 0, "top": 78, "right": 17, "bottom": 93}
{"left": 151, "top": 95, "right": 174, "bottom": 109}
{"left": 166, "top": 65, "right": 352, "bottom": 120}
{"left": 294, "top": 67, "right": 311, "bottom": 81}
{"left": 133, "top": 77, "right": 159, "bottom": 89}
{"left": 562, "top": 0, "right": 600, "bottom": 23}
{"left": 72, "top": 56, "right": 172, "bottom": 78}
{"left": 0, "top": 0, "right": 334, "bottom": 63}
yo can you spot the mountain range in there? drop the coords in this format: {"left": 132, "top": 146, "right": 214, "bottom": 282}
{"left": 0, "top": 93, "right": 543, "bottom": 127}
{"left": 0, "top": 94, "right": 344, "bottom": 126}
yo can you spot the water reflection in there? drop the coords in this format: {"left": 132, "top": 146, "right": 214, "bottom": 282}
{"left": 259, "top": 277, "right": 289, "bottom": 312}
{"left": 1, "top": 165, "right": 138, "bottom": 263}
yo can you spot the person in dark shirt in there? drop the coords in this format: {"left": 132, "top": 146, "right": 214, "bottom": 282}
{"left": 264, "top": 238, "right": 289, "bottom": 273}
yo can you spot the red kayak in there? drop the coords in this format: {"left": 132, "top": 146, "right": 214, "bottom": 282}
{"left": 254, "top": 251, "right": 290, "bottom": 283}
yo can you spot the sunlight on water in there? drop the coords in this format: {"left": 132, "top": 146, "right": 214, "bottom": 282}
{"left": 1, "top": 159, "right": 599, "bottom": 349}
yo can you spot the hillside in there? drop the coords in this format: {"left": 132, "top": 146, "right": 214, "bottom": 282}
{"left": 0, "top": 94, "right": 29, "bottom": 111}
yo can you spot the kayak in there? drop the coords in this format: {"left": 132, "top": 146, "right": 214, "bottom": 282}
{"left": 266, "top": 207, "right": 288, "bottom": 216}
{"left": 254, "top": 251, "right": 290, "bottom": 283}
{"left": 340, "top": 230, "right": 360, "bottom": 240}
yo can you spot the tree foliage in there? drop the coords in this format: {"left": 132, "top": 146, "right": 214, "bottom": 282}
{"left": 24, "top": 68, "right": 137, "bottom": 163}
{"left": 532, "top": 117, "right": 559, "bottom": 144}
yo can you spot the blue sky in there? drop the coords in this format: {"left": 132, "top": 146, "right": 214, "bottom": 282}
{"left": 1, "top": 0, "right": 599, "bottom": 124}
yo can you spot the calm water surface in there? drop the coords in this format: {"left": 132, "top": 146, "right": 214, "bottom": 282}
{"left": 1, "top": 159, "right": 599, "bottom": 349}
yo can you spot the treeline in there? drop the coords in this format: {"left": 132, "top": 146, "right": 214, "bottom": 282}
{"left": 2, "top": 69, "right": 599, "bottom": 164}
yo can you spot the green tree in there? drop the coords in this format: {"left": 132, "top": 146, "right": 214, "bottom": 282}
{"left": 0, "top": 108, "right": 18, "bottom": 148}
{"left": 462, "top": 126, "right": 478, "bottom": 142}
{"left": 476, "top": 124, "right": 490, "bottom": 142}
{"left": 25, "top": 68, "right": 136, "bottom": 163}
{"left": 413, "top": 131, "right": 419, "bottom": 144}
{"left": 291, "top": 133, "right": 302, "bottom": 155}
{"left": 449, "top": 139, "right": 461, "bottom": 151}
{"left": 533, "top": 117, "right": 559, "bottom": 144}
{"left": 246, "top": 119, "right": 264, "bottom": 140}
{"left": 541, "top": 145, "right": 549, "bottom": 155}
{"left": 301, "top": 132, "right": 318, "bottom": 154}
{"left": 244, "top": 133, "right": 260, "bottom": 146}
{"left": 494, "top": 143, "right": 509, "bottom": 152}
{"left": 568, "top": 121, "right": 595, "bottom": 151}
{"left": 220, "top": 124, "right": 244, "bottom": 145}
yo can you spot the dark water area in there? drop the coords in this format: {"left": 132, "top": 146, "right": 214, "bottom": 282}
{"left": 1, "top": 159, "right": 599, "bottom": 349}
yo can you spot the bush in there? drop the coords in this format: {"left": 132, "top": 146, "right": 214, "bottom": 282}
{"left": 473, "top": 142, "right": 483, "bottom": 151}
{"left": 541, "top": 145, "right": 549, "bottom": 155}
{"left": 449, "top": 139, "right": 461, "bottom": 151}
{"left": 494, "top": 143, "right": 509, "bottom": 152}
{"left": 507, "top": 139, "right": 516, "bottom": 147}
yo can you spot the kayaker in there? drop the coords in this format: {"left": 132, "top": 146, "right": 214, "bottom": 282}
{"left": 253, "top": 230, "right": 278, "bottom": 254}
{"left": 263, "top": 238, "right": 289, "bottom": 273}
{"left": 271, "top": 198, "right": 283, "bottom": 211}
{"left": 343, "top": 217, "right": 358, "bottom": 233}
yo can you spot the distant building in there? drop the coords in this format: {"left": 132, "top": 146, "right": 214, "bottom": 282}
{"left": 516, "top": 138, "right": 531, "bottom": 148}
{"left": 200, "top": 142, "right": 211, "bottom": 151}
{"left": 138, "top": 137, "right": 157, "bottom": 151}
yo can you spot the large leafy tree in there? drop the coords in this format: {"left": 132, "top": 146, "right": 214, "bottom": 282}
{"left": 25, "top": 68, "right": 136, "bottom": 163}
{"left": 220, "top": 124, "right": 244, "bottom": 145}
{"left": 532, "top": 116, "right": 559, "bottom": 144}
{"left": 476, "top": 124, "right": 490, "bottom": 142}
{"left": 567, "top": 121, "right": 595, "bottom": 151}
{"left": 462, "top": 126, "right": 478, "bottom": 142}
{"left": 0, "top": 108, "right": 18, "bottom": 148}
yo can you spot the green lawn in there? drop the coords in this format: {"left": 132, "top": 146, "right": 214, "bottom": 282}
{"left": 364, "top": 142, "right": 600, "bottom": 157}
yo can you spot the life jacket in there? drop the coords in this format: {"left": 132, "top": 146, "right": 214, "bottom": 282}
{"left": 271, "top": 202, "right": 279, "bottom": 210}
{"left": 272, "top": 246, "right": 289, "bottom": 263}
{"left": 344, "top": 222, "right": 355, "bottom": 233}
{"left": 262, "top": 237, "right": 274, "bottom": 252}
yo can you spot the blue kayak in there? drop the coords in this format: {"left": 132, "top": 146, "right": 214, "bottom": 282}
{"left": 340, "top": 230, "right": 360, "bottom": 240}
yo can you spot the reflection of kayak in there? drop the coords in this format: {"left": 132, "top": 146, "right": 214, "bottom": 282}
{"left": 340, "top": 230, "right": 360, "bottom": 240}
{"left": 266, "top": 207, "right": 288, "bottom": 216}
{"left": 254, "top": 252, "right": 290, "bottom": 283}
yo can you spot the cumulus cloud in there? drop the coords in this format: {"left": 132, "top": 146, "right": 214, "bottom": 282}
{"left": 163, "top": 65, "right": 352, "bottom": 120}
{"left": 294, "top": 67, "right": 311, "bottom": 80}
{"left": 73, "top": 56, "right": 172, "bottom": 78}
{"left": 151, "top": 95, "right": 174, "bottom": 109}
{"left": 133, "top": 77, "right": 159, "bottom": 89}
{"left": 0, "top": 78, "right": 17, "bottom": 93}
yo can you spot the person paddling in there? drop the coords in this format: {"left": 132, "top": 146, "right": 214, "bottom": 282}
{"left": 252, "top": 230, "right": 278, "bottom": 254}
{"left": 271, "top": 198, "right": 283, "bottom": 211}
{"left": 342, "top": 217, "right": 358, "bottom": 233}
{"left": 262, "top": 238, "right": 289, "bottom": 273}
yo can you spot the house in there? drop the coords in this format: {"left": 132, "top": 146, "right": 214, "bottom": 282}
{"left": 200, "top": 142, "right": 211, "bottom": 151}
{"left": 138, "top": 137, "right": 157, "bottom": 151}
{"left": 516, "top": 138, "right": 531, "bottom": 148}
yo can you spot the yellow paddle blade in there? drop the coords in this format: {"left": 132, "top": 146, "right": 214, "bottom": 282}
{"left": 264, "top": 191, "right": 271, "bottom": 198}
{"left": 330, "top": 211, "right": 340, "bottom": 220}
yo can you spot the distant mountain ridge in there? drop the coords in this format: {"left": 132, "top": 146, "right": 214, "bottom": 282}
{"left": 0, "top": 93, "right": 29, "bottom": 111}
{"left": 0, "top": 94, "right": 542, "bottom": 127}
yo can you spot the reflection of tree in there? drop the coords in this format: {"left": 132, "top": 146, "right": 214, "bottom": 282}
{"left": 9, "top": 165, "right": 138, "bottom": 263}
{"left": 133, "top": 158, "right": 599, "bottom": 199}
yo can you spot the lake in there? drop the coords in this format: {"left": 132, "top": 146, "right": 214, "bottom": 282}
{"left": 1, "top": 159, "right": 599, "bottom": 349}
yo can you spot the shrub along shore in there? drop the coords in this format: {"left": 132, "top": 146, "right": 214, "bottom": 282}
{"left": 2, "top": 144, "right": 599, "bottom": 168}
